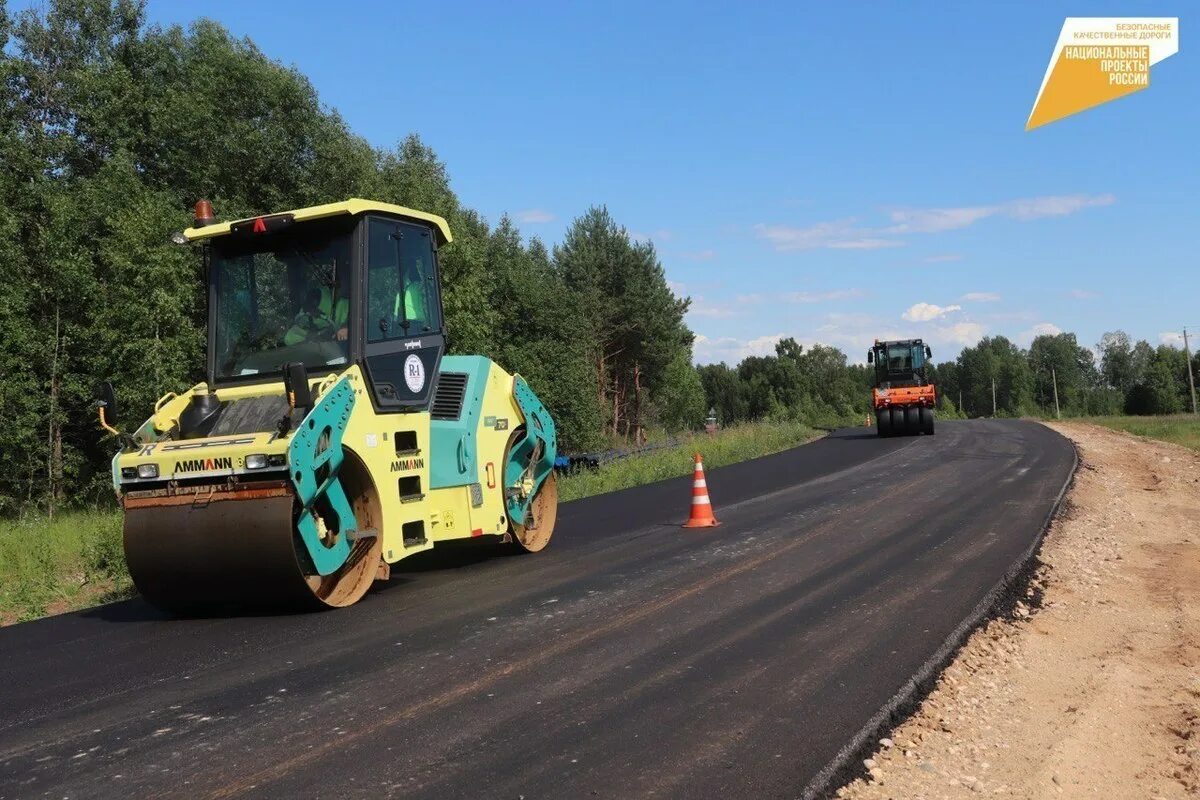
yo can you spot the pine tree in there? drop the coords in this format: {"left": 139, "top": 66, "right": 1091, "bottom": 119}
{"left": 554, "top": 207, "right": 692, "bottom": 441}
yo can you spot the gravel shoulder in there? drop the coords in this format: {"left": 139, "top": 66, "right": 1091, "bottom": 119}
{"left": 835, "top": 421, "right": 1200, "bottom": 799}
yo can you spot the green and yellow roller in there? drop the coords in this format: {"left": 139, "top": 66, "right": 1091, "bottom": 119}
{"left": 101, "top": 199, "right": 558, "bottom": 613}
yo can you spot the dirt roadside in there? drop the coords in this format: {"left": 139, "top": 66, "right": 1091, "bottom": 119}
{"left": 834, "top": 421, "right": 1200, "bottom": 799}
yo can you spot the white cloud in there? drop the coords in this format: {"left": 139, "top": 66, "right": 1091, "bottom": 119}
{"left": 783, "top": 288, "right": 866, "bottom": 303}
{"left": 692, "top": 333, "right": 787, "bottom": 364}
{"left": 886, "top": 207, "right": 993, "bottom": 234}
{"left": 515, "top": 209, "right": 554, "bottom": 224}
{"left": 813, "top": 310, "right": 985, "bottom": 358}
{"left": 1067, "top": 288, "right": 1100, "bottom": 299}
{"left": 935, "top": 322, "right": 987, "bottom": 346}
{"left": 828, "top": 238, "right": 903, "bottom": 250}
{"left": 744, "top": 334, "right": 786, "bottom": 356}
{"left": 1016, "top": 322, "right": 1063, "bottom": 345}
{"left": 886, "top": 193, "right": 1114, "bottom": 234}
{"left": 691, "top": 333, "right": 726, "bottom": 363}
{"left": 960, "top": 292, "right": 1001, "bottom": 302}
{"left": 1160, "top": 331, "right": 1185, "bottom": 347}
{"left": 1006, "top": 194, "right": 1116, "bottom": 219}
{"left": 753, "top": 220, "right": 903, "bottom": 252}
{"left": 902, "top": 302, "right": 962, "bottom": 322}
{"left": 923, "top": 253, "right": 963, "bottom": 263}
{"left": 756, "top": 193, "right": 1114, "bottom": 252}
{"left": 679, "top": 249, "right": 716, "bottom": 261}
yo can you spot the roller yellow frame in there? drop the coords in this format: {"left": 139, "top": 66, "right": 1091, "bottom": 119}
{"left": 106, "top": 199, "right": 558, "bottom": 613}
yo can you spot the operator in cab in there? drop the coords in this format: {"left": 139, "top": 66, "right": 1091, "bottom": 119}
{"left": 284, "top": 285, "right": 349, "bottom": 345}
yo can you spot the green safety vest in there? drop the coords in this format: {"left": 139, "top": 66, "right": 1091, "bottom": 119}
{"left": 394, "top": 282, "right": 427, "bottom": 326}
{"left": 284, "top": 286, "right": 348, "bottom": 345}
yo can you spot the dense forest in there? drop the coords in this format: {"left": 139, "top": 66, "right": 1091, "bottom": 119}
{"left": 700, "top": 331, "right": 1199, "bottom": 428}
{"left": 0, "top": 1, "right": 1195, "bottom": 517}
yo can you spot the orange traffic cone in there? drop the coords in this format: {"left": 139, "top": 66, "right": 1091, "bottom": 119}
{"left": 682, "top": 453, "right": 720, "bottom": 528}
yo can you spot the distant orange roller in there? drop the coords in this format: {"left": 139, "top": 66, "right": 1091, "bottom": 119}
{"left": 682, "top": 453, "right": 720, "bottom": 528}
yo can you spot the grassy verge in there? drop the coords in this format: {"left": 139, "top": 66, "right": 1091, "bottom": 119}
{"left": 558, "top": 419, "right": 820, "bottom": 502}
{"left": 1078, "top": 414, "right": 1200, "bottom": 453}
{"left": 0, "top": 509, "right": 131, "bottom": 624}
{"left": 0, "top": 420, "right": 821, "bottom": 624}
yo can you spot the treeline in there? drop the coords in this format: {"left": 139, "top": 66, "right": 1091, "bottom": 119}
{"left": 935, "top": 331, "right": 1198, "bottom": 417}
{"left": 0, "top": 1, "right": 700, "bottom": 513}
{"left": 698, "top": 339, "right": 872, "bottom": 426}
{"left": 697, "top": 331, "right": 1199, "bottom": 428}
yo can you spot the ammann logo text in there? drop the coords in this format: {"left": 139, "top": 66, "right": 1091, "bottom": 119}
{"left": 174, "top": 457, "right": 233, "bottom": 473}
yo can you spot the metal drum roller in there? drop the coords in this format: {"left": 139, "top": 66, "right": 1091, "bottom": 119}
{"left": 122, "top": 378, "right": 382, "bottom": 614}
{"left": 123, "top": 485, "right": 380, "bottom": 614}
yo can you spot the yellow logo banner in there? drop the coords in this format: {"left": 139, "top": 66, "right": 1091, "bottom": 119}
{"left": 1027, "top": 18, "right": 1179, "bottom": 131}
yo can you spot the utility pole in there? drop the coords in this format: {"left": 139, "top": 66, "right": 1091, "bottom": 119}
{"left": 1051, "top": 367, "right": 1061, "bottom": 419}
{"left": 1185, "top": 327, "right": 1198, "bottom": 415}
{"left": 991, "top": 376, "right": 997, "bottom": 417}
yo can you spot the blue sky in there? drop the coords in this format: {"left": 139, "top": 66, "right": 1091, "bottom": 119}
{"left": 18, "top": 0, "right": 1196, "bottom": 363}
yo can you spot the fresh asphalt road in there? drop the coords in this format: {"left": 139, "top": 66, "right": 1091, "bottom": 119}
{"left": 0, "top": 420, "right": 1075, "bottom": 799}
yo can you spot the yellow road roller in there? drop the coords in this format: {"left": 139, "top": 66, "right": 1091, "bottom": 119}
{"left": 100, "top": 199, "right": 558, "bottom": 613}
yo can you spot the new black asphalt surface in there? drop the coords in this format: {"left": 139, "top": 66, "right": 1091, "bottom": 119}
{"left": 0, "top": 419, "right": 1075, "bottom": 799}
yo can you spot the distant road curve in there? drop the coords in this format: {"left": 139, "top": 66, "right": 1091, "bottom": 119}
{"left": 0, "top": 419, "right": 1075, "bottom": 800}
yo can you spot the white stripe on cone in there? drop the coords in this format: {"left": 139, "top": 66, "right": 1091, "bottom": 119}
{"left": 693, "top": 479, "right": 706, "bottom": 488}
{"left": 692, "top": 496, "right": 711, "bottom": 505}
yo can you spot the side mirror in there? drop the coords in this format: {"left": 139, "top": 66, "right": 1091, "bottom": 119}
{"left": 866, "top": 351, "right": 874, "bottom": 363}
{"left": 925, "top": 345, "right": 932, "bottom": 358}
{"left": 96, "top": 381, "right": 123, "bottom": 438}
{"left": 98, "top": 381, "right": 119, "bottom": 424}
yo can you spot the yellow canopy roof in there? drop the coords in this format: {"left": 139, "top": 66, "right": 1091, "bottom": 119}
{"left": 183, "top": 198, "right": 453, "bottom": 245}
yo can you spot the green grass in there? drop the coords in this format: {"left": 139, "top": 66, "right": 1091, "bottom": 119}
{"left": 0, "top": 509, "right": 130, "bottom": 624}
{"left": 1080, "top": 414, "right": 1200, "bottom": 452}
{"left": 0, "top": 420, "right": 821, "bottom": 623}
{"left": 558, "top": 419, "right": 820, "bottom": 502}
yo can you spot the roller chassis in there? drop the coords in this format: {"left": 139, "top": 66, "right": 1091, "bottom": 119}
{"left": 869, "top": 338, "right": 937, "bottom": 438}
{"left": 108, "top": 199, "right": 559, "bottom": 615}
